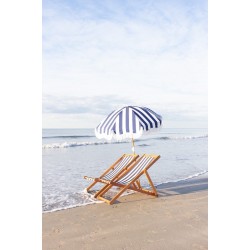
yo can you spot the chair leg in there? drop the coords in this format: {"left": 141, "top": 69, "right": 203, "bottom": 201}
{"left": 94, "top": 183, "right": 112, "bottom": 198}
{"left": 136, "top": 179, "right": 142, "bottom": 188}
{"left": 109, "top": 184, "right": 130, "bottom": 205}
{"left": 86, "top": 181, "right": 98, "bottom": 192}
{"left": 145, "top": 170, "right": 158, "bottom": 196}
{"left": 97, "top": 195, "right": 112, "bottom": 205}
{"left": 96, "top": 171, "right": 158, "bottom": 204}
{"left": 108, "top": 174, "right": 148, "bottom": 204}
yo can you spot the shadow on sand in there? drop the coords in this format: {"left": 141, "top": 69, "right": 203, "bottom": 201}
{"left": 109, "top": 176, "right": 208, "bottom": 204}
{"left": 156, "top": 177, "right": 208, "bottom": 197}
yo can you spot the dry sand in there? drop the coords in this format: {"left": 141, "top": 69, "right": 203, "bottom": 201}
{"left": 43, "top": 176, "right": 208, "bottom": 250}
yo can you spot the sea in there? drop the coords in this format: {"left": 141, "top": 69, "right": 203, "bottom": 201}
{"left": 42, "top": 128, "right": 208, "bottom": 213}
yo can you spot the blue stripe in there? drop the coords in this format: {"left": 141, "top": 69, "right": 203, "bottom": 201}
{"left": 132, "top": 112, "right": 136, "bottom": 133}
{"left": 106, "top": 114, "right": 119, "bottom": 135}
{"left": 119, "top": 112, "right": 123, "bottom": 134}
{"left": 144, "top": 107, "right": 162, "bottom": 125}
{"left": 141, "top": 108, "right": 159, "bottom": 128}
{"left": 139, "top": 121, "right": 145, "bottom": 131}
{"left": 117, "top": 156, "right": 153, "bottom": 184}
{"left": 132, "top": 107, "right": 153, "bottom": 129}
{"left": 112, "top": 124, "right": 116, "bottom": 134}
{"left": 99, "top": 109, "right": 117, "bottom": 134}
{"left": 103, "top": 155, "right": 133, "bottom": 180}
{"left": 132, "top": 109, "right": 149, "bottom": 130}
{"left": 96, "top": 106, "right": 162, "bottom": 137}
{"left": 98, "top": 110, "right": 115, "bottom": 133}
{"left": 104, "top": 107, "right": 124, "bottom": 135}
{"left": 126, "top": 107, "right": 129, "bottom": 133}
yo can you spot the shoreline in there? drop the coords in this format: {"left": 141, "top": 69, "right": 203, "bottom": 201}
{"left": 43, "top": 171, "right": 208, "bottom": 214}
{"left": 43, "top": 174, "right": 208, "bottom": 250}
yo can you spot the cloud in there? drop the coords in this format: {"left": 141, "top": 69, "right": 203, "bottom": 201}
{"left": 43, "top": 0, "right": 207, "bottom": 128}
{"left": 43, "top": 94, "right": 133, "bottom": 115}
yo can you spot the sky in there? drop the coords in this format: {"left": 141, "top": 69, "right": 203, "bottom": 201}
{"left": 42, "top": 0, "right": 207, "bottom": 128}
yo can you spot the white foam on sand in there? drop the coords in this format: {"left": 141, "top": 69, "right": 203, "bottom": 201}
{"left": 43, "top": 189, "right": 103, "bottom": 213}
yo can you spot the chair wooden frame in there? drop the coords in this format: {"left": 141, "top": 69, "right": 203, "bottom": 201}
{"left": 83, "top": 154, "right": 139, "bottom": 192}
{"left": 95, "top": 154, "right": 160, "bottom": 205}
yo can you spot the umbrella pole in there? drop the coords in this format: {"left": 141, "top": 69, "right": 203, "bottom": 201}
{"left": 132, "top": 136, "right": 135, "bottom": 155}
{"left": 132, "top": 135, "right": 140, "bottom": 182}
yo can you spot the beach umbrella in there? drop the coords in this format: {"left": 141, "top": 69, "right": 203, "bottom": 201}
{"left": 95, "top": 106, "right": 162, "bottom": 154}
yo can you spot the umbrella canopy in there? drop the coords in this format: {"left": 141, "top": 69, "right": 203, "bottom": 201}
{"left": 95, "top": 106, "right": 162, "bottom": 141}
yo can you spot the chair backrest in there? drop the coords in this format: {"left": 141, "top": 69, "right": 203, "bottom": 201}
{"left": 116, "top": 154, "right": 160, "bottom": 185}
{"left": 102, "top": 154, "right": 138, "bottom": 181}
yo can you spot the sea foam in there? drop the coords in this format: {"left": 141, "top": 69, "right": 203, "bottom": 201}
{"left": 42, "top": 135, "right": 208, "bottom": 149}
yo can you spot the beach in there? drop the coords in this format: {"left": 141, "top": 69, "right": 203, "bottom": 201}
{"left": 43, "top": 175, "right": 208, "bottom": 250}
{"left": 42, "top": 128, "right": 208, "bottom": 212}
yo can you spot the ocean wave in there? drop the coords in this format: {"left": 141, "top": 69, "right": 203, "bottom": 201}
{"left": 43, "top": 135, "right": 94, "bottom": 139}
{"left": 138, "top": 144, "right": 150, "bottom": 147}
{"left": 42, "top": 140, "right": 128, "bottom": 149}
{"left": 156, "top": 134, "right": 208, "bottom": 140}
{"left": 42, "top": 134, "right": 208, "bottom": 149}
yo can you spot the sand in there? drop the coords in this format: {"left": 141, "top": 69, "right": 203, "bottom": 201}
{"left": 43, "top": 175, "right": 208, "bottom": 250}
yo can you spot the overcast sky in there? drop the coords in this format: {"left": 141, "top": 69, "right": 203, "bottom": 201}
{"left": 42, "top": 0, "right": 207, "bottom": 128}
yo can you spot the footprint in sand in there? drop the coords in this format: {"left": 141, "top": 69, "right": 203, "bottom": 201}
{"left": 52, "top": 228, "right": 61, "bottom": 234}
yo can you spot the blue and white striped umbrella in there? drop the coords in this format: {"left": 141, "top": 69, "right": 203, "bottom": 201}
{"left": 95, "top": 106, "right": 162, "bottom": 141}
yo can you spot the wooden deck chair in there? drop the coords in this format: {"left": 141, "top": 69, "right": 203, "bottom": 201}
{"left": 83, "top": 154, "right": 139, "bottom": 193}
{"left": 95, "top": 154, "right": 160, "bottom": 205}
